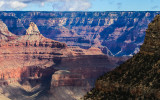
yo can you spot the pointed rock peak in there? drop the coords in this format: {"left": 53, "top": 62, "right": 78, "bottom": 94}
{"left": 26, "top": 22, "right": 40, "bottom": 35}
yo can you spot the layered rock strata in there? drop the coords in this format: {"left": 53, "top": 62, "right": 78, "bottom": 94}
{"left": 0, "top": 20, "right": 128, "bottom": 100}
{"left": 0, "top": 11, "right": 159, "bottom": 56}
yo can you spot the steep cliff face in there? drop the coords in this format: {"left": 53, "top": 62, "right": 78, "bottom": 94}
{"left": 84, "top": 15, "right": 160, "bottom": 100}
{"left": 0, "top": 11, "right": 159, "bottom": 56}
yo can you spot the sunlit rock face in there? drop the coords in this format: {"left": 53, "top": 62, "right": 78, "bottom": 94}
{"left": 0, "top": 20, "right": 128, "bottom": 100}
{"left": 0, "top": 11, "right": 159, "bottom": 56}
{"left": 26, "top": 22, "right": 41, "bottom": 35}
{"left": 0, "top": 20, "right": 17, "bottom": 42}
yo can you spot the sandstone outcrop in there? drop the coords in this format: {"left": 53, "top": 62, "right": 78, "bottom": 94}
{"left": 26, "top": 22, "right": 40, "bottom": 35}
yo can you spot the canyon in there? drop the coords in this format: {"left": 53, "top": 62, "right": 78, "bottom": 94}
{"left": 0, "top": 11, "right": 160, "bottom": 56}
{"left": 0, "top": 20, "right": 127, "bottom": 100}
{"left": 0, "top": 11, "right": 157, "bottom": 100}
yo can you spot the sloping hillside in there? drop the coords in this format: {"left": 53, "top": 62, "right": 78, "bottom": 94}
{"left": 84, "top": 15, "right": 160, "bottom": 100}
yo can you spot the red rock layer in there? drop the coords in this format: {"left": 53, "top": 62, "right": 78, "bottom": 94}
{"left": 0, "top": 21, "right": 105, "bottom": 87}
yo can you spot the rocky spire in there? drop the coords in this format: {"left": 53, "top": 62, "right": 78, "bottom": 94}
{"left": 140, "top": 14, "right": 160, "bottom": 54}
{"left": 26, "top": 22, "right": 40, "bottom": 35}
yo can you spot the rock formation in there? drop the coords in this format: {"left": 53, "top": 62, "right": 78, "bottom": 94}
{"left": 0, "top": 11, "right": 159, "bottom": 56}
{"left": 26, "top": 22, "right": 40, "bottom": 35}
{"left": 0, "top": 21, "right": 70, "bottom": 57}
{"left": 0, "top": 21, "right": 70, "bottom": 86}
{"left": 0, "top": 20, "right": 128, "bottom": 100}
{"left": 0, "top": 20, "right": 17, "bottom": 42}
{"left": 84, "top": 15, "right": 160, "bottom": 100}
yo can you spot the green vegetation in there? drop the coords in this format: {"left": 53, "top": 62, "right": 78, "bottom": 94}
{"left": 84, "top": 53, "right": 160, "bottom": 100}
{"left": 83, "top": 15, "right": 160, "bottom": 100}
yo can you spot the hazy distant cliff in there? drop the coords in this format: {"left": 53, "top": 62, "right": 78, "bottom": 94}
{"left": 0, "top": 11, "right": 160, "bottom": 56}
